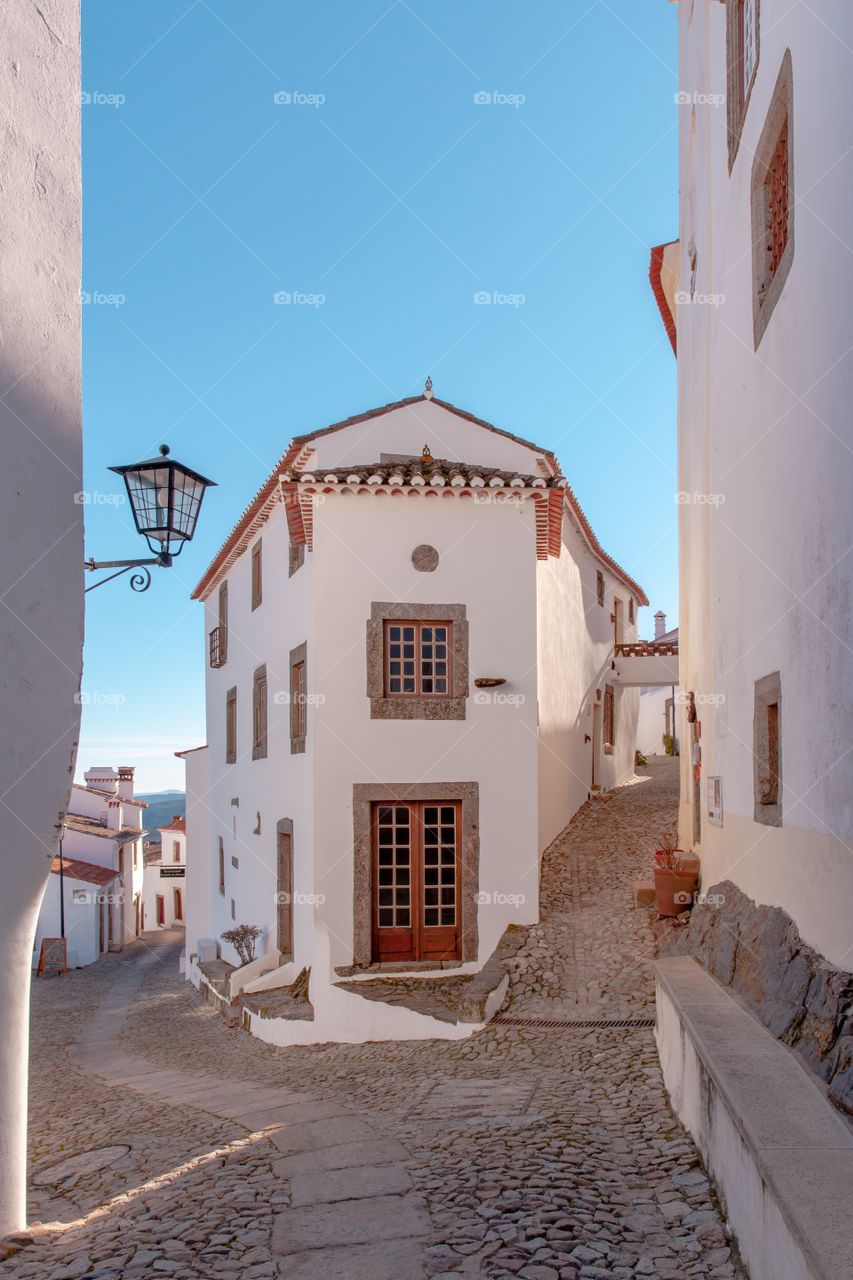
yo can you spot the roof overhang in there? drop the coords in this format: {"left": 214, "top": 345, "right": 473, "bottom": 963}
{"left": 649, "top": 240, "right": 679, "bottom": 355}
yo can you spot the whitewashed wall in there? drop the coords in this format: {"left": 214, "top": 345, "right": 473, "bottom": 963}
{"left": 0, "top": 0, "right": 82, "bottom": 1234}
{"left": 675, "top": 0, "right": 853, "bottom": 967}
{"left": 537, "top": 512, "right": 640, "bottom": 849}
{"left": 203, "top": 502, "right": 314, "bottom": 968}
{"left": 312, "top": 488, "right": 541, "bottom": 967}
{"left": 637, "top": 687, "right": 671, "bottom": 758}
{"left": 34, "top": 874, "right": 101, "bottom": 970}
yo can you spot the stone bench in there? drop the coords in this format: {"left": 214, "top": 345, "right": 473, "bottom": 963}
{"left": 656, "top": 956, "right": 853, "bottom": 1280}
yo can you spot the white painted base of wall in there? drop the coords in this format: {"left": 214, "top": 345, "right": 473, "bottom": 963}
{"left": 656, "top": 957, "right": 853, "bottom": 1280}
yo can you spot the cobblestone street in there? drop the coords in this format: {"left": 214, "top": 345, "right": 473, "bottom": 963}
{"left": 5, "top": 758, "right": 745, "bottom": 1280}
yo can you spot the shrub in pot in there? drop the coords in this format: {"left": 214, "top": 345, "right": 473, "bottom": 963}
{"left": 653, "top": 831, "right": 698, "bottom": 916}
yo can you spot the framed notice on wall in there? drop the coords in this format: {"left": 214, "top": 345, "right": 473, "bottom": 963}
{"left": 37, "top": 937, "right": 68, "bottom": 978}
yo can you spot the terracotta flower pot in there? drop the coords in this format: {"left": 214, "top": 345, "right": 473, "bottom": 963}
{"left": 654, "top": 867, "right": 699, "bottom": 917}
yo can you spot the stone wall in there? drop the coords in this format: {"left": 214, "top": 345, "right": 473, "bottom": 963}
{"left": 664, "top": 881, "right": 853, "bottom": 1115}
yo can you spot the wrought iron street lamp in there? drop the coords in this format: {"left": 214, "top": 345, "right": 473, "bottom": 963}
{"left": 84, "top": 445, "right": 216, "bottom": 592}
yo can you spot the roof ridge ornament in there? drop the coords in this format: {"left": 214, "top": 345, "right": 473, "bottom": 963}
{"left": 424, "top": 375, "right": 433, "bottom": 400}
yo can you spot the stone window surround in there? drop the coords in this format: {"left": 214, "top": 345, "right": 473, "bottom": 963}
{"left": 596, "top": 570, "right": 605, "bottom": 606}
{"left": 252, "top": 663, "right": 268, "bottom": 761}
{"left": 289, "top": 539, "right": 305, "bottom": 578}
{"left": 751, "top": 49, "right": 794, "bottom": 350}
{"left": 754, "top": 670, "right": 782, "bottom": 826}
{"left": 289, "top": 641, "right": 307, "bottom": 754}
{"left": 225, "top": 686, "right": 237, "bottom": 764}
{"left": 351, "top": 781, "right": 479, "bottom": 968}
{"left": 366, "top": 602, "right": 469, "bottom": 721}
{"left": 726, "top": 0, "right": 761, "bottom": 171}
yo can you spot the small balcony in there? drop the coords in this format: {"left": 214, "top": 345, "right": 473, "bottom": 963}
{"left": 610, "top": 640, "right": 678, "bottom": 687}
{"left": 209, "top": 625, "right": 228, "bottom": 668}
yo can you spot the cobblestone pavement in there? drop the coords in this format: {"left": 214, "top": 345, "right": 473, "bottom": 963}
{"left": 5, "top": 758, "right": 746, "bottom": 1280}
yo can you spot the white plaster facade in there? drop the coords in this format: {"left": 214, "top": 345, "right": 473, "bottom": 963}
{"left": 141, "top": 817, "right": 187, "bottom": 930}
{"left": 0, "top": 0, "right": 82, "bottom": 1235}
{"left": 187, "top": 395, "right": 647, "bottom": 1041}
{"left": 665, "top": 0, "right": 853, "bottom": 970}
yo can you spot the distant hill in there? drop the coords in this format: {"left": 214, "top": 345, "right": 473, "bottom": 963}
{"left": 137, "top": 791, "right": 186, "bottom": 837}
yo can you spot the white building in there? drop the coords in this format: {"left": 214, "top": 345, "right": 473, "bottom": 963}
{"left": 651, "top": 4, "right": 853, "bottom": 1276}
{"left": 35, "top": 767, "right": 148, "bottom": 968}
{"left": 0, "top": 0, "right": 82, "bottom": 1234}
{"left": 186, "top": 391, "right": 650, "bottom": 1043}
{"left": 141, "top": 815, "right": 186, "bottom": 929}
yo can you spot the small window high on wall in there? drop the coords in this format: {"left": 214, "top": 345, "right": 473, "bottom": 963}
{"left": 754, "top": 671, "right": 782, "bottom": 826}
{"left": 751, "top": 51, "right": 794, "bottom": 347}
{"left": 726, "top": 0, "right": 760, "bottom": 168}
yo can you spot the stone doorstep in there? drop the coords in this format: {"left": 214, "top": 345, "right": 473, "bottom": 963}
{"left": 276, "top": 1236, "right": 426, "bottom": 1280}
{"left": 656, "top": 956, "right": 853, "bottom": 1280}
{"left": 271, "top": 1192, "right": 430, "bottom": 1255}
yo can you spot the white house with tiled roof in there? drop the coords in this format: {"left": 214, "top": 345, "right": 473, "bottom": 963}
{"left": 141, "top": 815, "right": 187, "bottom": 930}
{"left": 187, "top": 391, "right": 648, "bottom": 1043}
{"left": 35, "top": 766, "right": 147, "bottom": 968}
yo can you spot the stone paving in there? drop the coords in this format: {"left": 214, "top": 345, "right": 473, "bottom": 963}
{"left": 4, "top": 757, "right": 746, "bottom": 1279}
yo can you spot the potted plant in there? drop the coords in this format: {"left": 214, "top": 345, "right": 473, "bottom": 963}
{"left": 653, "top": 831, "right": 699, "bottom": 916}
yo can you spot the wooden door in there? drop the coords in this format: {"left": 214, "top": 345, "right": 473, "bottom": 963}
{"left": 174, "top": 888, "right": 183, "bottom": 921}
{"left": 277, "top": 830, "right": 293, "bottom": 957}
{"left": 156, "top": 894, "right": 165, "bottom": 926}
{"left": 372, "top": 801, "right": 461, "bottom": 963}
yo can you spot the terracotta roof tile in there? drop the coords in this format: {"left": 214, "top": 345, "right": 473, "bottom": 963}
{"left": 191, "top": 395, "right": 647, "bottom": 606}
{"left": 51, "top": 856, "right": 120, "bottom": 887}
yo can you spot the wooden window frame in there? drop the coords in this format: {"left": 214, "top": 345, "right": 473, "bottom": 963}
{"left": 252, "top": 664, "right": 268, "bottom": 760}
{"left": 603, "top": 684, "right": 615, "bottom": 755}
{"left": 225, "top": 686, "right": 237, "bottom": 764}
{"left": 726, "top": 0, "right": 760, "bottom": 170}
{"left": 172, "top": 839, "right": 181, "bottom": 863}
{"left": 290, "top": 642, "right": 307, "bottom": 754}
{"left": 751, "top": 51, "right": 794, "bottom": 349}
{"left": 251, "top": 540, "right": 263, "bottom": 611}
{"left": 276, "top": 819, "right": 294, "bottom": 959}
{"left": 218, "top": 837, "right": 226, "bottom": 895}
{"left": 366, "top": 603, "right": 468, "bottom": 721}
{"left": 383, "top": 620, "right": 452, "bottom": 699}
{"left": 596, "top": 570, "right": 605, "bottom": 607}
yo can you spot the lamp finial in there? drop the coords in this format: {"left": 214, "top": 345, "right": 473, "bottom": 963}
{"left": 424, "top": 375, "right": 433, "bottom": 400}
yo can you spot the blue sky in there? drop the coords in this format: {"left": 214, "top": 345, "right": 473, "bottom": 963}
{"left": 79, "top": 0, "right": 678, "bottom": 792}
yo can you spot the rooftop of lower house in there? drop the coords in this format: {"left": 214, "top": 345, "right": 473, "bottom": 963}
{"left": 50, "top": 856, "right": 121, "bottom": 887}
{"left": 64, "top": 814, "right": 146, "bottom": 844}
{"left": 72, "top": 781, "right": 148, "bottom": 808}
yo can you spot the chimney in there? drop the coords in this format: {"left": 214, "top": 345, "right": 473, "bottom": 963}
{"left": 105, "top": 797, "right": 122, "bottom": 831}
{"left": 84, "top": 766, "right": 118, "bottom": 794}
{"left": 117, "top": 765, "right": 135, "bottom": 802}
{"left": 654, "top": 611, "right": 666, "bottom": 641}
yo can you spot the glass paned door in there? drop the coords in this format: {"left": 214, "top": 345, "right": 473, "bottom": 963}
{"left": 372, "top": 801, "right": 461, "bottom": 962}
